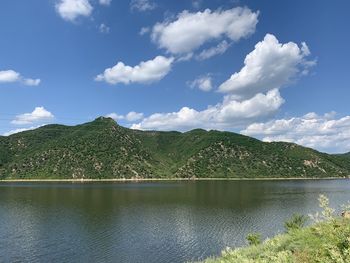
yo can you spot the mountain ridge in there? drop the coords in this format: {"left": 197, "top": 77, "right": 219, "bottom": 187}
{"left": 0, "top": 117, "right": 349, "bottom": 179}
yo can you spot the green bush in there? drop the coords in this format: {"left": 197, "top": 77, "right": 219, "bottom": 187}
{"left": 201, "top": 195, "right": 350, "bottom": 263}
{"left": 246, "top": 233, "right": 262, "bottom": 246}
{"left": 284, "top": 213, "right": 308, "bottom": 232}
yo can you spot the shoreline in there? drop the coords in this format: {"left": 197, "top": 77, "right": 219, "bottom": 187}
{"left": 0, "top": 177, "right": 348, "bottom": 183}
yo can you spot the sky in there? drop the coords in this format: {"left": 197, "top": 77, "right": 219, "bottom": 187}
{"left": 0, "top": 0, "right": 350, "bottom": 153}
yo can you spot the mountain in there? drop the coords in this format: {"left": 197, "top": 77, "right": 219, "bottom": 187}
{"left": 341, "top": 152, "right": 350, "bottom": 158}
{"left": 0, "top": 117, "right": 349, "bottom": 179}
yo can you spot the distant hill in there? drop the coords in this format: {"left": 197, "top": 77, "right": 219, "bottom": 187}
{"left": 343, "top": 152, "right": 350, "bottom": 157}
{"left": 0, "top": 117, "right": 349, "bottom": 179}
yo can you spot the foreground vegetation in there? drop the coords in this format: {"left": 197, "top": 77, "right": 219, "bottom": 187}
{"left": 202, "top": 195, "right": 350, "bottom": 263}
{"left": 0, "top": 117, "right": 349, "bottom": 179}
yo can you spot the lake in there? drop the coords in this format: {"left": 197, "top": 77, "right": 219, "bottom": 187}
{"left": 0, "top": 179, "right": 350, "bottom": 262}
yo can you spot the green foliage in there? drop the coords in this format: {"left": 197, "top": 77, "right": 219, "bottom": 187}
{"left": 0, "top": 117, "right": 349, "bottom": 179}
{"left": 201, "top": 196, "right": 350, "bottom": 263}
{"left": 246, "top": 233, "right": 262, "bottom": 246}
{"left": 284, "top": 214, "right": 308, "bottom": 232}
{"left": 319, "top": 194, "right": 335, "bottom": 220}
{"left": 309, "top": 194, "right": 336, "bottom": 222}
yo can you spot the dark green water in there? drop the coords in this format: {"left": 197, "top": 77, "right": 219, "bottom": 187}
{"left": 1, "top": 180, "right": 350, "bottom": 262}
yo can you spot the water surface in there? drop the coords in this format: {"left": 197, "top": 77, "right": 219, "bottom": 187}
{"left": 1, "top": 179, "right": 350, "bottom": 262}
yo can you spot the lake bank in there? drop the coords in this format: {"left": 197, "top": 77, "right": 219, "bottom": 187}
{"left": 201, "top": 218, "right": 350, "bottom": 263}
{"left": 200, "top": 195, "right": 350, "bottom": 263}
{"left": 0, "top": 176, "right": 348, "bottom": 183}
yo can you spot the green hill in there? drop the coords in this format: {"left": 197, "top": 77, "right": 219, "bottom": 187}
{"left": 0, "top": 117, "right": 349, "bottom": 179}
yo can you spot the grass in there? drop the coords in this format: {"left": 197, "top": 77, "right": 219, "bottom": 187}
{"left": 200, "top": 195, "right": 350, "bottom": 263}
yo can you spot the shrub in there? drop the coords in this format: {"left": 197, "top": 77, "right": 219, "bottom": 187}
{"left": 202, "top": 195, "right": 350, "bottom": 263}
{"left": 246, "top": 233, "right": 262, "bottom": 246}
{"left": 284, "top": 213, "right": 308, "bottom": 232}
{"left": 309, "top": 194, "right": 335, "bottom": 223}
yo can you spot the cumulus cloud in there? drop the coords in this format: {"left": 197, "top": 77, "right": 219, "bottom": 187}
{"left": 99, "top": 0, "right": 111, "bottom": 6}
{"left": 188, "top": 75, "right": 213, "bottom": 92}
{"left": 125, "top": 111, "right": 144, "bottom": 121}
{"left": 130, "top": 35, "right": 315, "bottom": 132}
{"left": 130, "top": 0, "right": 156, "bottom": 12}
{"left": 11, "top": 107, "right": 54, "bottom": 125}
{"left": 95, "top": 56, "right": 174, "bottom": 85}
{"left": 0, "top": 70, "right": 19, "bottom": 82}
{"left": 131, "top": 89, "right": 284, "bottom": 131}
{"left": 106, "top": 112, "right": 123, "bottom": 120}
{"left": 151, "top": 7, "right": 258, "bottom": 54}
{"left": 55, "top": 0, "right": 93, "bottom": 22}
{"left": 0, "top": 70, "right": 40, "bottom": 86}
{"left": 218, "top": 34, "right": 314, "bottom": 99}
{"left": 196, "top": 40, "right": 231, "bottom": 60}
{"left": 99, "top": 23, "right": 110, "bottom": 34}
{"left": 241, "top": 112, "right": 350, "bottom": 153}
{"left": 107, "top": 111, "right": 144, "bottom": 122}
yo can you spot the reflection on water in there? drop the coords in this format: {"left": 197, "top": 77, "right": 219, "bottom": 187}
{"left": 0, "top": 180, "right": 350, "bottom": 262}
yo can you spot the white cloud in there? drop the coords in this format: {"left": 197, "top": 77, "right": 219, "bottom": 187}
{"left": 196, "top": 40, "right": 231, "bottom": 60}
{"left": 139, "top": 26, "right": 150, "bottom": 36}
{"left": 125, "top": 111, "right": 144, "bottom": 121}
{"left": 99, "top": 0, "right": 111, "bottom": 6}
{"left": 130, "top": 35, "right": 315, "bottom": 132}
{"left": 131, "top": 89, "right": 284, "bottom": 131}
{"left": 0, "top": 70, "right": 19, "bottom": 83}
{"left": 107, "top": 111, "right": 144, "bottom": 122}
{"left": 188, "top": 75, "right": 213, "bottom": 92}
{"left": 11, "top": 107, "right": 54, "bottom": 125}
{"left": 99, "top": 23, "right": 110, "bottom": 34}
{"left": 95, "top": 56, "right": 174, "bottom": 85}
{"left": 218, "top": 34, "right": 314, "bottom": 99}
{"left": 55, "top": 0, "right": 93, "bottom": 22}
{"left": 106, "top": 112, "right": 124, "bottom": 120}
{"left": 241, "top": 112, "right": 350, "bottom": 153}
{"left": 0, "top": 70, "right": 41, "bottom": 86}
{"left": 22, "top": 78, "right": 41, "bottom": 86}
{"left": 151, "top": 7, "right": 258, "bottom": 54}
{"left": 192, "top": 0, "right": 202, "bottom": 9}
{"left": 176, "top": 53, "right": 194, "bottom": 62}
{"left": 130, "top": 0, "right": 156, "bottom": 12}
{"left": 3, "top": 125, "right": 42, "bottom": 136}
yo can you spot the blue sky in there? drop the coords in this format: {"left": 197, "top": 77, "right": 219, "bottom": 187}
{"left": 0, "top": 0, "right": 350, "bottom": 153}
